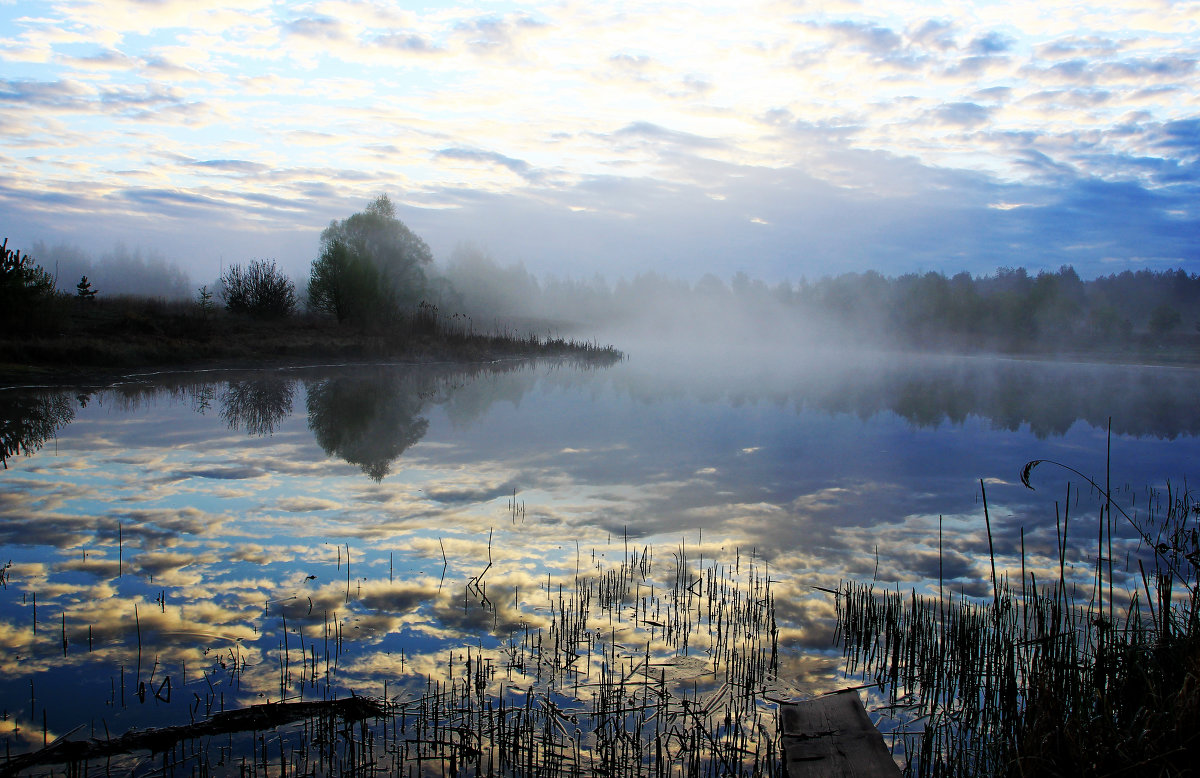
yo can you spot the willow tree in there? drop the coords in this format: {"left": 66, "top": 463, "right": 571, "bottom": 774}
{"left": 308, "top": 195, "right": 432, "bottom": 324}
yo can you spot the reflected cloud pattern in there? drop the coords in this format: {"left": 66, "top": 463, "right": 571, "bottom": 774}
{"left": 1, "top": 355, "right": 1198, "bottom": 770}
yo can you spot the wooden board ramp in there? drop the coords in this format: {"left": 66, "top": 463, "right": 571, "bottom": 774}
{"left": 778, "top": 689, "right": 900, "bottom": 777}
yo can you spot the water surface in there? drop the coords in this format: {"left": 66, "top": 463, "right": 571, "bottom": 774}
{"left": 2, "top": 350, "right": 1198, "bottom": 772}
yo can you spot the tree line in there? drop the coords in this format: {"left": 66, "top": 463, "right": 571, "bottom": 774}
{"left": 5, "top": 195, "right": 1198, "bottom": 353}
{"left": 448, "top": 261, "right": 1199, "bottom": 351}
{"left": 790, "top": 265, "right": 1197, "bottom": 349}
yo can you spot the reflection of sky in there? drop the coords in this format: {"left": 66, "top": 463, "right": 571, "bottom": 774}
{"left": 1, "top": 356, "right": 1198, "bottom": 756}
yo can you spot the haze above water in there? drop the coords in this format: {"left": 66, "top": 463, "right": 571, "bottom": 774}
{"left": 2, "top": 349, "right": 1198, "bottom": 762}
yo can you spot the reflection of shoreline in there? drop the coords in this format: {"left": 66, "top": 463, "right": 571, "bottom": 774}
{"left": 3, "top": 357, "right": 1199, "bottom": 476}
{"left": 610, "top": 353, "right": 1200, "bottom": 439}
{"left": 0, "top": 361, "right": 549, "bottom": 477}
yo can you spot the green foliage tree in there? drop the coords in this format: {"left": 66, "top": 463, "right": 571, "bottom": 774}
{"left": 308, "top": 195, "right": 433, "bottom": 324}
{"left": 1089, "top": 303, "right": 1132, "bottom": 340}
{"left": 1148, "top": 303, "right": 1183, "bottom": 336}
{"left": 1, "top": 238, "right": 59, "bottom": 333}
{"left": 220, "top": 259, "right": 296, "bottom": 318}
{"left": 307, "top": 238, "right": 381, "bottom": 323}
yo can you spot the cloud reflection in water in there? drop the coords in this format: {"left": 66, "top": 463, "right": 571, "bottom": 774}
{"left": 0, "top": 355, "right": 1197, "bottom": 765}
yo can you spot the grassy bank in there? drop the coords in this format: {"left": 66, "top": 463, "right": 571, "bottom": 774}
{"left": 0, "top": 295, "right": 622, "bottom": 384}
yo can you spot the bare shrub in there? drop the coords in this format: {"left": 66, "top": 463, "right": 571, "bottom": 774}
{"left": 220, "top": 259, "right": 296, "bottom": 318}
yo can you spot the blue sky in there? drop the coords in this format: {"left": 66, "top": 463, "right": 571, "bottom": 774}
{"left": 2, "top": 0, "right": 1199, "bottom": 285}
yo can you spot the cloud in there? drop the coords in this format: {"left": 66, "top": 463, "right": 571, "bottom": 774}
{"left": 610, "top": 121, "right": 727, "bottom": 150}
{"left": 277, "top": 497, "right": 342, "bottom": 513}
{"left": 435, "top": 148, "right": 541, "bottom": 181}
{"left": 1156, "top": 118, "right": 1200, "bottom": 155}
{"left": 825, "top": 20, "right": 902, "bottom": 54}
{"left": 63, "top": 48, "right": 139, "bottom": 70}
{"left": 0, "top": 78, "right": 91, "bottom": 109}
{"left": 968, "top": 31, "right": 1013, "bottom": 55}
{"left": 1037, "top": 35, "right": 1122, "bottom": 59}
{"left": 283, "top": 16, "right": 347, "bottom": 41}
{"left": 120, "top": 188, "right": 234, "bottom": 214}
{"left": 423, "top": 479, "right": 519, "bottom": 505}
{"left": 933, "top": 101, "right": 992, "bottom": 127}
{"left": 1024, "top": 55, "right": 1198, "bottom": 86}
{"left": 373, "top": 32, "right": 440, "bottom": 53}
{"left": 452, "top": 13, "right": 546, "bottom": 56}
{"left": 188, "top": 159, "right": 271, "bottom": 174}
{"left": 0, "top": 0, "right": 1195, "bottom": 286}
{"left": 907, "top": 19, "right": 957, "bottom": 51}
{"left": 142, "top": 55, "right": 205, "bottom": 80}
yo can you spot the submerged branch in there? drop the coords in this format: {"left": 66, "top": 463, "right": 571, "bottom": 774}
{"left": 0, "top": 696, "right": 385, "bottom": 776}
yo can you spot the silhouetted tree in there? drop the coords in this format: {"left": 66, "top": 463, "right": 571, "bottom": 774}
{"left": 196, "top": 285, "right": 215, "bottom": 317}
{"left": 1089, "top": 303, "right": 1132, "bottom": 340}
{"left": 1, "top": 238, "right": 57, "bottom": 332}
{"left": 75, "top": 275, "right": 97, "bottom": 300}
{"left": 220, "top": 259, "right": 296, "bottom": 318}
{"left": 308, "top": 238, "right": 382, "bottom": 323}
{"left": 440, "top": 243, "right": 539, "bottom": 321}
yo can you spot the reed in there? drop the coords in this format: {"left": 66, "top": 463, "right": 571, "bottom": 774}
{"left": 834, "top": 465, "right": 1199, "bottom": 777}
{"left": 6, "top": 536, "right": 782, "bottom": 777}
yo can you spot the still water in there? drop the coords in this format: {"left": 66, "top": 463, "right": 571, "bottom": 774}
{"left": 1, "top": 349, "right": 1198, "bottom": 774}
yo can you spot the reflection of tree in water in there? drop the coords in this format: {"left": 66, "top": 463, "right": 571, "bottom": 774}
{"left": 306, "top": 372, "right": 430, "bottom": 481}
{"left": 746, "top": 357, "right": 1200, "bottom": 439}
{"left": 876, "top": 361, "right": 1200, "bottom": 439}
{"left": 220, "top": 378, "right": 296, "bottom": 436}
{"left": 0, "top": 392, "right": 76, "bottom": 468}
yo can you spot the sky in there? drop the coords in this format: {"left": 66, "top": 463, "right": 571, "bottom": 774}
{"left": 2, "top": 0, "right": 1199, "bottom": 286}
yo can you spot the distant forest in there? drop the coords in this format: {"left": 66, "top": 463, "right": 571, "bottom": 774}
{"left": 445, "top": 249, "right": 1199, "bottom": 352}
{"left": 21, "top": 237, "right": 1200, "bottom": 354}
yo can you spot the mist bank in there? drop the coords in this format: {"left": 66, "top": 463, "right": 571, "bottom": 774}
{"left": 18, "top": 234, "right": 1200, "bottom": 364}
{"left": 31, "top": 241, "right": 193, "bottom": 300}
{"left": 435, "top": 249, "right": 1200, "bottom": 359}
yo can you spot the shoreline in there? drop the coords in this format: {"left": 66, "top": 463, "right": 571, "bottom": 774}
{"left": 6, "top": 335, "right": 1200, "bottom": 390}
{"left": 0, "top": 312, "right": 623, "bottom": 388}
{"left": 4, "top": 308, "right": 1199, "bottom": 389}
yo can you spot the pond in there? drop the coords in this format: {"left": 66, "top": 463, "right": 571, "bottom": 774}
{"left": 2, "top": 348, "right": 1199, "bottom": 775}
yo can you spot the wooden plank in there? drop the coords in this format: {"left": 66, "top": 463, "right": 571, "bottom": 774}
{"left": 779, "top": 690, "right": 900, "bottom": 777}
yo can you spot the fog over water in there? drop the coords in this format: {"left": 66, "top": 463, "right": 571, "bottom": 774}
{"left": 1, "top": 349, "right": 1197, "bottom": 766}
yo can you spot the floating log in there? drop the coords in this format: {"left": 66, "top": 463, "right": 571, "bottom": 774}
{"left": 778, "top": 689, "right": 899, "bottom": 777}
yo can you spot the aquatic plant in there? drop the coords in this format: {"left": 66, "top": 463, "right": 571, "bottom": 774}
{"left": 835, "top": 452, "right": 1199, "bottom": 776}
{"left": 3, "top": 535, "right": 781, "bottom": 777}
